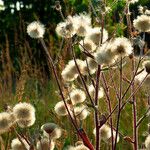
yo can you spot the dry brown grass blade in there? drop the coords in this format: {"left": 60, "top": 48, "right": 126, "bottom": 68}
{"left": 0, "top": 136, "right": 5, "bottom": 150}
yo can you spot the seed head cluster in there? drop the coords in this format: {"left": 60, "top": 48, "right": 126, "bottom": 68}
{"left": 0, "top": 102, "right": 36, "bottom": 135}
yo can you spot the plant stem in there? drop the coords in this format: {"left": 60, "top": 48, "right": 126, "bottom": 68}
{"left": 121, "top": 73, "right": 148, "bottom": 110}
{"left": 71, "top": 45, "right": 95, "bottom": 107}
{"left": 131, "top": 58, "right": 138, "bottom": 150}
{"left": 114, "top": 57, "right": 123, "bottom": 150}
{"left": 95, "top": 65, "right": 101, "bottom": 150}
{"left": 136, "top": 107, "right": 150, "bottom": 128}
{"left": 40, "top": 38, "right": 94, "bottom": 150}
{"left": 101, "top": 73, "right": 114, "bottom": 149}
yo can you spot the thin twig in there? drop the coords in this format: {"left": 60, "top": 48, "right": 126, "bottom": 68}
{"left": 136, "top": 107, "right": 150, "bottom": 128}
{"left": 114, "top": 57, "right": 123, "bottom": 150}
{"left": 131, "top": 57, "right": 138, "bottom": 150}
{"left": 101, "top": 72, "right": 114, "bottom": 149}
{"left": 95, "top": 65, "right": 101, "bottom": 150}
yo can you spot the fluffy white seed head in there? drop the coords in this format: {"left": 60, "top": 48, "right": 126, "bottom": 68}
{"left": 145, "top": 135, "right": 150, "bottom": 149}
{"left": 41, "top": 123, "right": 62, "bottom": 139}
{"left": 36, "top": 138, "right": 55, "bottom": 150}
{"left": 0, "top": 112, "right": 15, "bottom": 134}
{"left": 88, "top": 84, "right": 104, "bottom": 99}
{"left": 17, "top": 116, "right": 36, "bottom": 128}
{"left": 93, "top": 124, "right": 111, "bottom": 141}
{"left": 56, "top": 16, "right": 75, "bottom": 38}
{"left": 73, "top": 105, "right": 90, "bottom": 120}
{"left": 61, "top": 59, "right": 85, "bottom": 82}
{"left": 70, "top": 89, "right": 86, "bottom": 105}
{"left": 13, "top": 102, "right": 35, "bottom": 121}
{"left": 11, "top": 138, "right": 29, "bottom": 150}
{"left": 142, "top": 60, "right": 150, "bottom": 74}
{"left": 93, "top": 124, "right": 119, "bottom": 143}
{"left": 133, "top": 15, "right": 150, "bottom": 32}
{"left": 67, "top": 59, "right": 83, "bottom": 74}
{"left": 54, "top": 101, "right": 70, "bottom": 116}
{"left": 99, "top": 124, "right": 111, "bottom": 141}
{"left": 85, "top": 27, "right": 108, "bottom": 45}
{"left": 111, "top": 37, "right": 133, "bottom": 57}
{"left": 61, "top": 69, "right": 78, "bottom": 82}
{"left": 27, "top": 21, "right": 45, "bottom": 38}
{"left": 80, "top": 58, "right": 98, "bottom": 75}
{"left": 94, "top": 42, "right": 116, "bottom": 65}
{"left": 135, "top": 69, "right": 150, "bottom": 89}
{"left": 79, "top": 39, "right": 97, "bottom": 52}
{"left": 72, "top": 13, "right": 91, "bottom": 37}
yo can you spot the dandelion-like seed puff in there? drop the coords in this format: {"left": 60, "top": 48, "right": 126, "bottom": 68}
{"left": 85, "top": 27, "right": 108, "bottom": 45}
{"left": 72, "top": 13, "right": 91, "bottom": 37}
{"left": 13, "top": 102, "right": 36, "bottom": 128}
{"left": 56, "top": 16, "right": 76, "bottom": 38}
{"left": 13, "top": 102, "right": 35, "bottom": 120}
{"left": 79, "top": 39, "right": 96, "bottom": 52}
{"left": 70, "top": 89, "right": 86, "bottom": 105}
{"left": 41, "top": 123, "right": 62, "bottom": 140}
{"left": 93, "top": 124, "right": 119, "bottom": 143}
{"left": 135, "top": 68, "right": 150, "bottom": 92}
{"left": 73, "top": 105, "right": 90, "bottom": 120}
{"left": 0, "top": 112, "right": 15, "bottom": 134}
{"left": 94, "top": 42, "right": 116, "bottom": 65}
{"left": 88, "top": 84, "right": 104, "bottom": 99}
{"left": 54, "top": 100, "right": 70, "bottom": 116}
{"left": 27, "top": 21, "right": 45, "bottom": 38}
{"left": 61, "top": 59, "right": 85, "bottom": 81}
{"left": 17, "top": 116, "right": 36, "bottom": 128}
{"left": 111, "top": 37, "right": 133, "bottom": 57}
{"left": 133, "top": 15, "right": 150, "bottom": 32}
